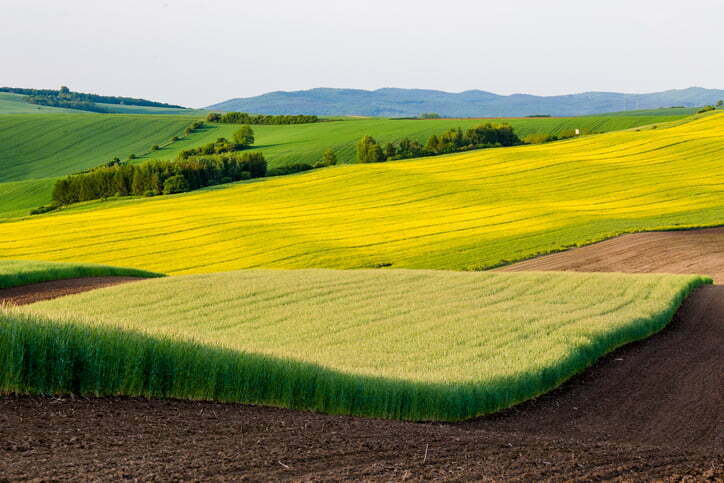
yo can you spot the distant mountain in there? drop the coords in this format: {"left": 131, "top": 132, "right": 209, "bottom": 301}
{"left": 207, "top": 87, "right": 724, "bottom": 117}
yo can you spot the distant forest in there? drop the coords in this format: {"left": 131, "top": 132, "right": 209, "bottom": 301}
{"left": 0, "top": 86, "right": 185, "bottom": 112}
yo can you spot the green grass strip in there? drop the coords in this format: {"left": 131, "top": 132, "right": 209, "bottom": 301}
{"left": 0, "top": 260, "right": 162, "bottom": 289}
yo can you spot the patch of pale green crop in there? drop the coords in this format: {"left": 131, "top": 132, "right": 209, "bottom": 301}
{"left": 6, "top": 269, "right": 709, "bottom": 421}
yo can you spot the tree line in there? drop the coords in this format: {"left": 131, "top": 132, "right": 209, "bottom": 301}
{"left": 207, "top": 112, "right": 319, "bottom": 125}
{"left": 0, "top": 86, "right": 184, "bottom": 108}
{"left": 177, "top": 126, "right": 255, "bottom": 159}
{"left": 49, "top": 153, "right": 267, "bottom": 207}
{"left": 356, "top": 123, "right": 522, "bottom": 163}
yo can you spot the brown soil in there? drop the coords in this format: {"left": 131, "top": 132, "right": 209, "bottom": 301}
{"left": 496, "top": 226, "right": 724, "bottom": 283}
{"left": 1, "top": 229, "right": 722, "bottom": 480}
{"left": 0, "top": 276, "right": 144, "bottom": 306}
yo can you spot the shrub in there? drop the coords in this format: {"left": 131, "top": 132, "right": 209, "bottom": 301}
{"left": 29, "top": 204, "right": 59, "bottom": 215}
{"left": 268, "top": 163, "right": 314, "bottom": 176}
{"left": 171, "top": 136, "right": 179, "bottom": 142}
{"left": 143, "top": 190, "right": 158, "bottom": 197}
{"left": 206, "top": 112, "right": 222, "bottom": 122}
{"left": 523, "top": 132, "right": 556, "bottom": 144}
{"left": 151, "top": 145, "right": 160, "bottom": 151}
{"left": 128, "top": 153, "right": 137, "bottom": 160}
{"left": 698, "top": 105, "right": 716, "bottom": 114}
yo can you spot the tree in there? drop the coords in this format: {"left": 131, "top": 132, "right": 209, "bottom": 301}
{"left": 420, "top": 112, "right": 441, "bottom": 119}
{"left": 383, "top": 143, "right": 397, "bottom": 160}
{"left": 356, "top": 135, "right": 384, "bottom": 163}
{"left": 717, "top": 100, "right": 723, "bottom": 107}
{"left": 322, "top": 148, "right": 337, "bottom": 166}
{"left": 233, "top": 125, "right": 255, "bottom": 146}
{"left": 206, "top": 112, "right": 222, "bottom": 122}
{"left": 163, "top": 174, "right": 189, "bottom": 194}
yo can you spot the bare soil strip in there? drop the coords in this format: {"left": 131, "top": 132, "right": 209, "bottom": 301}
{"left": 1, "top": 228, "right": 722, "bottom": 480}
{"left": 0, "top": 276, "right": 144, "bottom": 306}
{"left": 496, "top": 226, "right": 724, "bottom": 283}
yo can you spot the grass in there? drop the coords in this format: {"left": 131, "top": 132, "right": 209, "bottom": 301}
{"left": 2, "top": 270, "right": 709, "bottom": 421}
{"left": 1, "top": 112, "right": 721, "bottom": 273}
{"left": 0, "top": 93, "right": 80, "bottom": 114}
{"left": 0, "top": 178, "right": 56, "bottom": 219}
{"left": 154, "top": 115, "right": 688, "bottom": 167}
{"left": 0, "top": 259, "right": 162, "bottom": 289}
{"left": 0, "top": 114, "right": 197, "bottom": 182}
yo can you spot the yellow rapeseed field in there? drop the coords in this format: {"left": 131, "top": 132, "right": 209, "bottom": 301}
{"left": 1, "top": 113, "right": 722, "bottom": 274}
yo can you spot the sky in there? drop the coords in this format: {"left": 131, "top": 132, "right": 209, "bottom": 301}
{"left": 2, "top": 0, "right": 722, "bottom": 108}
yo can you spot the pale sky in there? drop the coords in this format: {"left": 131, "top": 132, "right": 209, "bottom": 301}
{"left": 2, "top": 0, "right": 722, "bottom": 108}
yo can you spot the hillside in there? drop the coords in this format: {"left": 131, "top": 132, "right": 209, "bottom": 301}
{"left": 208, "top": 87, "right": 724, "bottom": 117}
{"left": 0, "top": 113, "right": 683, "bottom": 220}
{"left": 0, "top": 113, "right": 721, "bottom": 273}
{"left": 0, "top": 93, "right": 80, "bottom": 114}
{"left": 0, "top": 114, "right": 194, "bottom": 182}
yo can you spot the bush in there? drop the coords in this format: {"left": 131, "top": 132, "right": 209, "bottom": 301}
{"left": 207, "top": 112, "right": 222, "bottom": 122}
{"left": 698, "top": 105, "right": 716, "bottom": 114}
{"left": 171, "top": 136, "right": 179, "bottom": 142}
{"left": 151, "top": 145, "right": 160, "bottom": 151}
{"left": 419, "top": 112, "right": 441, "bottom": 119}
{"left": 29, "top": 204, "right": 59, "bottom": 215}
{"left": 523, "top": 132, "right": 556, "bottom": 144}
{"left": 128, "top": 153, "right": 137, "bottom": 160}
{"left": 163, "top": 175, "right": 189, "bottom": 195}
{"left": 268, "top": 163, "right": 314, "bottom": 176}
{"left": 143, "top": 190, "right": 158, "bottom": 197}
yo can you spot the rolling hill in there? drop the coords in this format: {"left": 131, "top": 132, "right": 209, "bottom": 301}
{"left": 208, "top": 86, "right": 724, "bottom": 117}
{"left": 0, "top": 113, "right": 683, "bottom": 220}
{"left": 0, "top": 112, "right": 721, "bottom": 273}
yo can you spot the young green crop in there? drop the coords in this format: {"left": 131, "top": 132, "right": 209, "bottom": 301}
{"left": 1, "top": 113, "right": 721, "bottom": 273}
{"left": 5, "top": 269, "right": 709, "bottom": 421}
{"left": 0, "top": 259, "right": 162, "bottom": 289}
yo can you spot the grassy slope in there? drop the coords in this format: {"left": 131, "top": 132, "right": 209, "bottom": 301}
{"left": 2, "top": 113, "right": 721, "bottom": 273}
{"left": 4, "top": 270, "right": 708, "bottom": 420}
{"left": 0, "top": 93, "right": 81, "bottom": 114}
{"left": 154, "top": 115, "right": 686, "bottom": 167}
{"left": 0, "top": 114, "right": 195, "bottom": 182}
{"left": 0, "top": 259, "right": 161, "bottom": 289}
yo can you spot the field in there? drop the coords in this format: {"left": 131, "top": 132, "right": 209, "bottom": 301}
{"left": 1, "top": 113, "right": 721, "bottom": 273}
{"left": 0, "top": 112, "right": 684, "bottom": 220}
{"left": 2, "top": 269, "right": 708, "bottom": 421}
{"left": 0, "top": 114, "right": 194, "bottom": 182}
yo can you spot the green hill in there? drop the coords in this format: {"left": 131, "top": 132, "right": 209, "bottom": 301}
{"left": 0, "top": 112, "right": 689, "bottom": 220}
{"left": 0, "top": 114, "right": 194, "bottom": 182}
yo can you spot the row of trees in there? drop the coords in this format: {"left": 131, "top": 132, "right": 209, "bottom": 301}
{"left": 51, "top": 153, "right": 267, "bottom": 206}
{"left": 1, "top": 86, "right": 183, "bottom": 108}
{"left": 177, "top": 126, "right": 255, "bottom": 159}
{"left": 356, "top": 123, "right": 522, "bottom": 163}
{"left": 207, "top": 112, "right": 319, "bottom": 125}
{"left": 25, "top": 95, "right": 108, "bottom": 113}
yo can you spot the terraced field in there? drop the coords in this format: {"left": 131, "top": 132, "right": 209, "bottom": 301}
{"left": 1, "top": 113, "right": 721, "bottom": 273}
{"left": 3, "top": 269, "right": 707, "bottom": 421}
